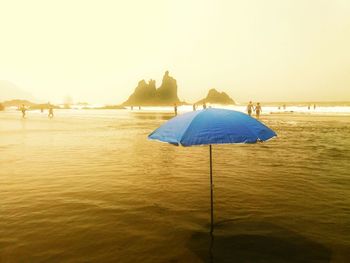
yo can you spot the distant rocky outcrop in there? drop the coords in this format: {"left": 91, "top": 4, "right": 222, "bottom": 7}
{"left": 2, "top": 99, "right": 36, "bottom": 107}
{"left": 123, "top": 71, "right": 181, "bottom": 106}
{"left": 95, "top": 105, "right": 126, "bottom": 110}
{"left": 2, "top": 99, "right": 60, "bottom": 110}
{"left": 0, "top": 80, "right": 35, "bottom": 101}
{"left": 196, "top": 89, "right": 235, "bottom": 105}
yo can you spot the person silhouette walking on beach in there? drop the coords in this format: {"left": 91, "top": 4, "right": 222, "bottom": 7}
{"left": 48, "top": 106, "right": 54, "bottom": 118}
{"left": 247, "top": 101, "right": 254, "bottom": 116}
{"left": 193, "top": 104, "right": 196, "bottom": 111}
{"left": 174, "top": 103, "right": 178, "bottom": 116}
{"left": 255, "top": 102, "right": 262, "bottom": 119}
{"left": 20, "top": 104, "right": 26, "bottom": 118}
{"left": 203, "top": 102, "right": 207, "bottom": 109}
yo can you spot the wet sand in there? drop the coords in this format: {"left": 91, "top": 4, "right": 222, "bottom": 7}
{"left": 1, "top": 110, "right": 350, "bottom": 262}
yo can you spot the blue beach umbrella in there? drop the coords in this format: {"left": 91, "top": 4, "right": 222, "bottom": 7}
{"left": 148, "top": 108, "right": 277, "bottom": 233}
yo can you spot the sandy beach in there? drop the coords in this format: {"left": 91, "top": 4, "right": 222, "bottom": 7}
{"left": 1, "top": 109, "right": 349, "bottom": 262}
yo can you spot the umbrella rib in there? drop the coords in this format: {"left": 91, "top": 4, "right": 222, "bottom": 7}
{"left": 178, "top": 110, "right": 207, "bottom": 146}
{"left": 238, "top": 115, "right": 261, "bottom": 142}
{"left": 230, "top": 113, "right": 266, "bottom": 142}
{"left": 238, "top": 113, "right": 277, "bottom": 141}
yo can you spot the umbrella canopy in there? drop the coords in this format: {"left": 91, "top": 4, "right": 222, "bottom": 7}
{"left": 148, "top": 108, "right": 277, "bottom": 233}
{"left": 149, "top": 108, "right": 276, "bottom": 145}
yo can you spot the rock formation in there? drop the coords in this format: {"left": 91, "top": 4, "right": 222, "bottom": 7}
{"left": 1, "top": 100, "right": 60, "bottom": 110}
{"left": 123, "top": 71, "right": 181, "bottom": 106}
{"left": 196, "top": 89, "right": 235, "bottom": 105}
{"left": 2, "top": 99, "right": 36, "bottom": 107}
{"left": 0, "top": 80, "right": 35, "bottom": 101}
{"left": 155, "top": 71, "right": 179, "bottom": 103}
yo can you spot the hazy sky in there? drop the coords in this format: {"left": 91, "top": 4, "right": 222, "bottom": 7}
{"left": 1, "top": 0, "right": 349, "bottom": 104}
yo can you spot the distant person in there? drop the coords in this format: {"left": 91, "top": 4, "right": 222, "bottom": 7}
{"left": 247, "top": 101, "right": 254, "bottom": 116}
{"left": 308, "top": 105, "right": 311, "bottom": 110}
{"left": 283, "top": 104, "right": 286, "bottom": 110}
{"left": 203, "top": 102, "right": 207, "bottom": 109}
{"left": 20, "top": 104, "right": 26, "bottom": 118}
{"left": 48, "top": 107, "right": 54, "bottom": 118}
{"left": 313, "top": 104, "right": 316, "bottom": 110}
{"left": 40, "top": 108, "right": 44, "bottom": 113}
{"left": 278, "top": 106, "right": 281, "bottom": 110}
{"left": 139, "top": 106, "right": 141, "bottom": 110}
{"left": 131, "top": 106, "right": 133, "bottom": 110}
{"left": 255, "top": 102, "right": 262, "bottom": 119}
{"left": 193, "top": 104, "right": 196, "bottom": 111}
{"left": 174, "top": 103, "right": 178, "bottom": 116}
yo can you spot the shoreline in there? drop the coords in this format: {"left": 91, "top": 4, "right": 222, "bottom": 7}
{"left": 1, "top": 106, "right": 350, "bottom": 118}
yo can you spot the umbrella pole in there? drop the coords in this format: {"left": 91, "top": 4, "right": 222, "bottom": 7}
{"left": 209, "top": 144, "right": 214, "bottom": 234}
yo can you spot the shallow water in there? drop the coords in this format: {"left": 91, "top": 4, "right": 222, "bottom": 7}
{"left": 1, "top": 110, "right": 350, "bottom": 262}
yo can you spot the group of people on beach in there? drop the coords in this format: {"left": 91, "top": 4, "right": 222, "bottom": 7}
{"left": 130, "top": 106, "right": 142, "bottom": 110}
{"left": 173, "top": 101, "right": 262, "bottom": 118}
{"left": 277, "top": 104, "right": 316, "bottom": 110}
{"left": 247, "top": 101, "right": 262, "bottom": 119}
{"left": 20, "top": 104, "right": 54, "bottom": 119}
{"left": 308, "top": 104, "right": 317, "bottom": 110}
{"left": 173, "top": 101, "right": 208, "bottom": 116}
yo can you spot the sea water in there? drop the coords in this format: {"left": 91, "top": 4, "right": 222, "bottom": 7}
{"left": 0, "top": 108, "right": 349, "bottom": 262}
